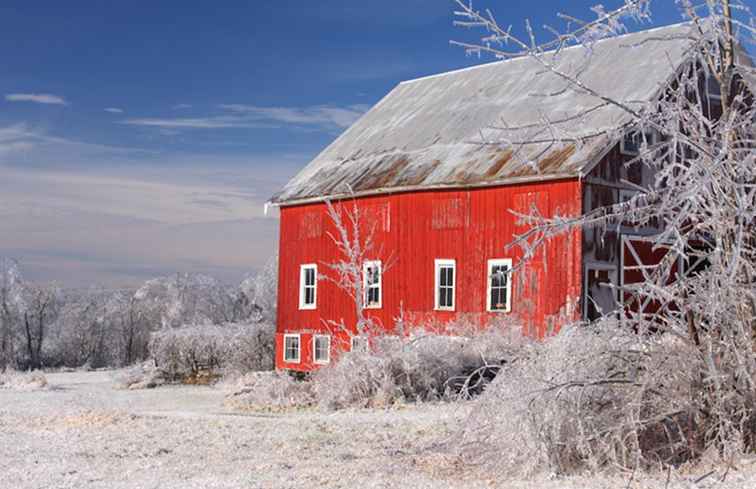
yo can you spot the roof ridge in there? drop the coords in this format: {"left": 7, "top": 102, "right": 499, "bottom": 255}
{"left": 400, "top": 21, "right": 692, "bottom": 86}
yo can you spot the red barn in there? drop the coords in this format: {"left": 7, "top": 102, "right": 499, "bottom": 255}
{"left": 268, "top": 23, "right": 751, "bottom": 371}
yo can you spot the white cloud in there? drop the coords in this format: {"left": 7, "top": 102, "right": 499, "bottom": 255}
{"left": 120, "top": 103, "right": 368, "bottom": 132}
{"left": 104, "top": 107, "right": 124, "bottom": 113}
{"left": 0, "top": 123, "right": 154, "bottom": 162}
{"left": 5, "top": 93, "right": 68, "bottom": 105}
{"left": 172, "top": 103, "right": 192, "bottom": 110}
{"left": 120, "top": 116, "right": 277, "bottom": 129}
{"left": 219, "top": 104, "right": 369, "bottom": 128}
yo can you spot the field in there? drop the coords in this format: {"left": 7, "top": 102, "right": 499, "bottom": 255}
{"left": 2, "top": 371, "right": 755, "bottom": 489}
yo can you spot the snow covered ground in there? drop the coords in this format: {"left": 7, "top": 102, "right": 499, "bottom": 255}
{"left": 1, "top": 371, "right": 755, "bottom": 489}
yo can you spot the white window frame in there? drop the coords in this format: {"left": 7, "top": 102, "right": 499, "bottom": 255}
{"left": 283, "top": 334, "right": 301, "bottom": 363}
{"left": 620, "top": 129, "right": 658, "bottom": 156}
{"left": 362, "top": 260, "right": 382, "bottom": 309}
{"left": 350, "top": 335, "right": 368, "bottom": 353}
{"left": 434, "top": 259, "right": 456, "bottom": 311}
{"left": 298, "top": 264, "right": 317, "bottom": 310}
{"left": 312, "top": 335, "right": 331, "bottom": 365}
{"left": 486, "top": 259, "right": 513, "bottom": 313}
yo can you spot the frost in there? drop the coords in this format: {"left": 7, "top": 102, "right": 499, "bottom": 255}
{"left": 228, "top": 320, "right": 524, "bottom": 411}
{"left": 0, "top": 370, "right": 48, "bottom": 391}
{"left": 451, "top": 0, "right": 756, "bottom": 473}
{"left": 0, "top": 254, "right": 278, "bottom": 371}
{"left": 149, "top": 322, "right": 275, "bottom": 381}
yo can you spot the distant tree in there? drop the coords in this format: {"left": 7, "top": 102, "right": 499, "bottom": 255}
{"left": 0, "top": 258, "right": 24, "bottom": 371}
{"left": 20, "top": 282, "right": 61, "bottom": 370}
{"left": 237, "top": 253, "right": 278, "bottom": 324}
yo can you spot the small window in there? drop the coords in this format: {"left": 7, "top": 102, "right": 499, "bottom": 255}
{"left": 620, "top": 130, "right": 657, "bottom": 156}
{"left": 283, "top": 334, "right": 301, "bottom": 363}
{"left": 299, "top": 264, "right": 317, "bottom": 310}
{"left": 350, "top": 336, "right": 368, "bottom": 353}
{"left": 434, "top": 259, "right": 456, "bottom": 311}
{"left": 487, "top": 259, "right": 512, "bottom": 312}
{"left": 363, "top": 261, "right": 382, "bottom": 309}
{"left": 313, "top": 335, "right": 331, "bottom": 364}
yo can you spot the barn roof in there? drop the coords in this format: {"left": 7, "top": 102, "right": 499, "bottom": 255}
{"left": 271, "top": 23, "right": 709, "bottom": 205}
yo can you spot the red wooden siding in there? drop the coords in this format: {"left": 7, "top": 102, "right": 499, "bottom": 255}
{"left": 275, "top": 179, "right": 583, "bottom": 371}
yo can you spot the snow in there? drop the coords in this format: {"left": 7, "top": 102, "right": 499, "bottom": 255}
{"left": 1, "top": 371, "right": 755, "bottom": 488}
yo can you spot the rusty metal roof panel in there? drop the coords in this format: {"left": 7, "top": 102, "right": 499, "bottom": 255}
{"left": 272, "top": 23, "right": 699, "bottom": 204}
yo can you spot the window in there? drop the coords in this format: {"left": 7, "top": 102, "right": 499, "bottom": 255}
{"left": 351, "top": 336, "right": 368, "bottom": 353}
{"left": 363, "top": 260, "right": 382, "bottom": 309}
{"left": 620, "top": 130, "right": 657, "bottom": 156}
{"left": 313, "top": 335, "right": 331, "bottom": 364}
{"left": 299, "top": 264, "right": 317, "bottom": 310}
{"left": 434, "top": 259, "right": 456, "bottom": 311}
{"left": 487, "top": 259, "right": 513, "bottom": 312}
{"left": 283, "top": 334, "right": 301, "bottom": 363}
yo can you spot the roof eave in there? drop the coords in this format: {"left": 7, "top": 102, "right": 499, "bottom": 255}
{"left": 269, "top": 172, "right": 580, "bottom": 208}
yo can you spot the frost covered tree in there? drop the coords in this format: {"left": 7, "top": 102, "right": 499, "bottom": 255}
{"left": 323, "top": 195, "right": 395, "bottom": 342}
{"left": 237, "top": 253, "right": 278, "bottom": 324}
{"left": 132, "top": 272, "right": 235, "bottom": 329}
{"left": 0, "top": 258, "right": 24, "bottom": 371}
{"left": 450, "top": 0, "right": 756, "bottom": 473}
{"left": 0, "top": 256, "right": 278, "bottom": 370}
{"left": 111, "top": 290, "right": 152, "bottom": 366}
{"left": 20, "top": 282, "right": 62, "bottom": 370}
{"left": 50, "top": 288, "right": 107, "bottom": 367}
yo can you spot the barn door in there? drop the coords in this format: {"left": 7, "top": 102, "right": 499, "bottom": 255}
{"left": 582, "top": 264, "right": 619, "bottom": 321}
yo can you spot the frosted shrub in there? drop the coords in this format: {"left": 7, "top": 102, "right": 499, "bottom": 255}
{"left": 228, "top": 322, "right": 524, "bottom": 411}
{"left": 112, "top": 362, "right": 165, "bottom": 390}
{"left": 313, "top": 327, "right": 523, "bottom": 410}
{"left": 224, "top": 322, "right": 276, "bottom": 373}
{"left": 453, "top": 319, "right": 754, "bottom": 477}
{"left": 149, "top": 322, "right": 274, "bottom": 381}
{"left": 0, "top": 370, "right": 48, "bottom": 391}
{"left": 310, "top": 347, "right": 400, "bottom": 410}
{"left": 225, "top": 371, "right": 314, "bottom": 411}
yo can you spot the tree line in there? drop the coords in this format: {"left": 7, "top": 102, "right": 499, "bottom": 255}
{"left": 0, "top": 256, "right": 277, "bottom": 371}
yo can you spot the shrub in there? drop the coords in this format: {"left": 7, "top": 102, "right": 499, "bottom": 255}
{"left": 228, "top": 321, "right": 524, "bottom": 411}
{"left": 225, "top": 371, "right": 314, "bottom": 412}
{"left": 149, "top": 322, "right": 274, "bottom": 381}
{"left": 0, "top": 370, "right": 49, "bottom": 391}
{"left": 112, "top": 363, "right": 165, "bottom": 390}
{"left": 452, "top": 319, "right": 756, "bottom": 477}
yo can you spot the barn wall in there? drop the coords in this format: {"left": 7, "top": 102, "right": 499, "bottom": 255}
{"left": 276, "top": 179, "right": 582, "bottom": 371}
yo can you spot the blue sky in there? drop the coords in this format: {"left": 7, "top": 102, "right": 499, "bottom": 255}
{"left": 0, "top": 1, "right": 703, "bottom": 287}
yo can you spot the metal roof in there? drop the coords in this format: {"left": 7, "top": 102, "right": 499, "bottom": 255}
{"left": 272, "top": 23, "right": 702, "bottom": 205}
